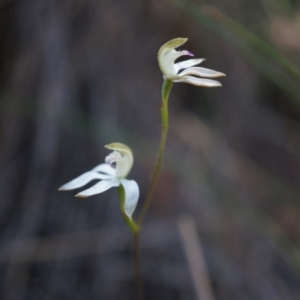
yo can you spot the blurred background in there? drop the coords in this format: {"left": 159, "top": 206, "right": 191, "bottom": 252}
{"left": 1, "top": 0, "right": 300, "bottom": 299}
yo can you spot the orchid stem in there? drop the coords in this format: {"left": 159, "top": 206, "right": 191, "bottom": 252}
{"left": 133, "top": 79, "right": 173, "bottom": 300}
{"left": 138, "top": 79, "right": 173, "bottom": 226}
{"left": 133, "top": 233, "right": 143, "bottom": 300}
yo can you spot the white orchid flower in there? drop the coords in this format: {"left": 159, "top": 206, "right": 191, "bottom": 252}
{"left": 158, "top": 38, "right": 225, "bottom": 87}
{"left": 58, "top": 143, "right": 139, "bottom": 219}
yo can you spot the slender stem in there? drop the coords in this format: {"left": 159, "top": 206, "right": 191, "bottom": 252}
{"left": 133, "top": 79, "right": 173, "bottom": 300}
{"left": 137, "top": 79, "right": 173, "bottom": 226}
{"left": 133, "top": 233, "right": 143, "bottom": 300}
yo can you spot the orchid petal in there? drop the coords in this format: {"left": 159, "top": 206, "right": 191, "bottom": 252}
{"left": 75, "top": 179, "right": 120, "bottom": 198}
{"left": 120, "top": 179, "right": 139, "bottom": 218}
{"left": 58, "top": 171, "right": 105, "bottom": 191}
{"left": 92, "top": 163, "right": 115, "bottom": 176}
{"left": 174, "top": 76, "right": 222, "bottom": 87}
{"left": 178, "top": 67, "right": 226, "bottom": 78}
{"left": 174, "top": 58, "right": 205, "bottom": 73}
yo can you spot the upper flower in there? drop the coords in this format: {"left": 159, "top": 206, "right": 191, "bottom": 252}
{"left": 158, "top": 38, "right": 225, "bottom": 87}
{"left": 58, "top": 143, "right": 139, "bottom": 219}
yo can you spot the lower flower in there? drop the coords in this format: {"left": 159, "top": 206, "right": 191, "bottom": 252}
{"left": 58, "top": 143, "right": 139, "bottom": 219}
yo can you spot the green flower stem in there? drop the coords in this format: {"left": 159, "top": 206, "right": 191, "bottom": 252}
{"left": 133, "top": 232, "right": 143, "bottom": 300}
{"left": 133, "top": 79, "right": 173, "bottom": 300}
{"left": 137, "top": 79, "right": 173, "bottom": 226}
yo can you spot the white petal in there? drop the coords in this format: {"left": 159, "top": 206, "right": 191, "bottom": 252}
{"left": 174, "top": 58, "right": 205, "bottom": 73}
{"left": 75, "top": 179, "right": 120, "bottom": 198}
{"left": 178, "top": 67, "right": 225, "bottom": 78}
{"left": 121, "top": 179, "right": 139, "bottom": 218}
{"left": 174, "top": 76, "right": 222, "bottom": 87}
{"left": 58, "top": 171, "right": 105, "bottom": 191}
{"left": 92, "top": 163, "right": 115, "bottom": 176}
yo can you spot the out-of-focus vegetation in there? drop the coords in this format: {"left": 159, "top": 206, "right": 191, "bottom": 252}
{"left": 0, "top": 0, "right": 300, "bottom": 299}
